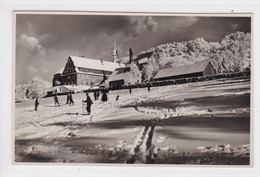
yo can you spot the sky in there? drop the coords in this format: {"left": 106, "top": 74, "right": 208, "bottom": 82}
{"left": 15, "top": 14, "right": 251, "bottom": 85}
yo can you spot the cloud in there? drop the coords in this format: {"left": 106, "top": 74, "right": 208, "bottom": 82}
{"left": 18, "top": 34, "right": 47, "bottom": 57}
{"left": 143, "top": 16, "right": 157, "bottom": 32}
{"left": 101, "top": 16, "right": 143, "bottom": 38}
{"left": 170, "top": 17, "right": 198, "bottom": 32}
{"left": 15, "top": 15, "right": 251, "bottom": 84}
{"left": 96, "top": 16, "right": 157, "bottom": 39}
{"left": 27, "top": 65, "right": 37, "bottom": 73}
{"left": 230, "top": 23, "right": 239, "bottom": 31}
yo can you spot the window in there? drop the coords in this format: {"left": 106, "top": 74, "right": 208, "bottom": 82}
{"left": 124, "top": 68, "right": 130, "bottom": 72}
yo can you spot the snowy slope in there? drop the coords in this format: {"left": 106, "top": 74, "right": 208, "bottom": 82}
{"left": 15, "top": 77, "right": 250, "bottom": 164}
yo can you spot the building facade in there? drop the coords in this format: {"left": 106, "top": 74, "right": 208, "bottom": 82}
{"left": 107, "top": 63, "right": 142, "bottom": 87}
{"left": 53, "top": 56, "right": 125, "bottom": 87}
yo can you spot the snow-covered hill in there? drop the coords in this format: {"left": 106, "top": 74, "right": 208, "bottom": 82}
{"left": 119, "top": 31, "right": 251, "bottom": 81}
{"left": 15, "top": 77, "right": 250, "bottom": 164}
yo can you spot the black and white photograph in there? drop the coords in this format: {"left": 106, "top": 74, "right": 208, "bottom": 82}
{"left": 14, "top": 12, "right": 251, "bottom": 165}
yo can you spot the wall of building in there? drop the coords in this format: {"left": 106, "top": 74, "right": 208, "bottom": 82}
{"left": 78, "top": 67, "right": 112, "bottom": 75}
{"left": 63, "top": 58, "right": 76, "bottom": 75}
{"left": 203, "top": 62, "right": 216, "bottom": 76}
{"left": 53, "top": 57, "right": 115, "bottom": 87}
{"left": 53, "top": 74, "right": 62, "bottom": 87}
{"left": 61, "top": 73, "right": 77, "bottom": 85}
{"left": 108, "top": 64, "right": 142, "bottom": 87}
{"left": 154, "top": 72, "right": 203, "bottom": 81}
{"left": 109, "top": 79, "right": 124, "bottom": 87}
{"left": 126, "top": 64, "right": 142, "bottom": 85}
{"left": 76, "top": 73, "right": 103, "bottom": 86}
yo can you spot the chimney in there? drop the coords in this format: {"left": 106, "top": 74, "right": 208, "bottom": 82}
{"left": 129, "top": 47, "right": 133, "bottom": 64}
{"left": 100, "top": 58, "right": 104, "bottom": 65}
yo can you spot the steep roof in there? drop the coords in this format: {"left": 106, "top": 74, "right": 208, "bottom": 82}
{"left": 54, "top": 67, "right": 64, "bottom": 74}
{"left": 117, "top": 55, "right": 137, "bottom": 64}
{"left": 132, "top": 51, "right": 153, "bottom": 65}
{"left": 154, "top": 60, "right": 210, "bottom": 79}
{"left": 135, "top": 51, "right": 153, "bottom": 61}
{"left": 108, "top": 63, "right": 137, "bottom": 82}
{"left": 108, "top": 70, "right": 130, "bottom": 82}
{"left": 69, "top": 56, "right": 125, "bottom": 72}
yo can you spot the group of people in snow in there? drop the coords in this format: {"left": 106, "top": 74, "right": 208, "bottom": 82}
{"left": 34, "top": 86, "right": 151, "bottom": 114}
{"left": 66, "top": 93, "right": 74, "bottom": 106}
{"left": 34, "top": 89, "right": 110, "bottom": 115}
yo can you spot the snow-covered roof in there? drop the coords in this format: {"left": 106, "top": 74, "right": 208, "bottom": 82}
{"left": 108, "top": 70, "right": 130, "bottom": 82}
{"left": 117, "top": 51, "right": 153, "bottom": 65}
{"left": 54, "top": 67, "right": 64, "bottom": 74}
{"left": 107, "top": 63, "right": 136, "bottom": 82}
{"left": 117, "top": 55, "right": 137, "bottom": 64}
{"left": 69, "top": 56, "right": 125, "bottom": 72}
{"left": 134, "top": 51, "right": 153, "bottom": 64}
{"left": 154, "top": 60, "right": 211, "bottom": 80}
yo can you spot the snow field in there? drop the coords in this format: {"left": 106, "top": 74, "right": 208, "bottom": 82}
{"left": 15, "top": 77, "right": 250, "bottom": 163}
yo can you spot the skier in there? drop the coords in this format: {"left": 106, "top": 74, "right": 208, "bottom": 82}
{"left": 34, "top": 97, "right": 39, "bottom": 111}
{"left": 53, "top": 95, "right": 60, "bottom": 106}
{"left": 116, "top": 95, "right": 119, "bottom": 101}
{"left": 82, "top": 93, "right": 93, "bottom": 115}
{"left": 69, "top": 93, "right": 74, "bottom": 106}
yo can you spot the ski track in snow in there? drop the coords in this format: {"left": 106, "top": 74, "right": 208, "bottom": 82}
{"left": 15, "top": 78, "right": 250, "bottom": 163}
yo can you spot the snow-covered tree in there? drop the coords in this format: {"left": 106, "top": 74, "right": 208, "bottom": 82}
{"left": 141, "top": 31, "right": 251, "bottom": 78}
{"left": 15, "top": 76, "right": 52, "bottom": 100}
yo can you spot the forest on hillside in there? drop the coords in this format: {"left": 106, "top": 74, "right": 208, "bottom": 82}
{"left": 136, "top": 31, "right": 251, "bottom": 81}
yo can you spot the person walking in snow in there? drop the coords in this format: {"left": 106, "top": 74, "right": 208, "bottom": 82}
{"left": 54, "top": 95, "right": 60, "bottom": 107}
{"left": 83, "top": 93, "right": 93, "bottom": 115}
{"left": 96, "top": 91, "right": 100, "bottom": 100}
{"left": 66, "top": 93, "right": 70, "bottom": 104}
{"left": 69, "top": 93, "right": 74, "bottom": 106}
{"left": 101, "top": 89, "right": 108, "bottom": 102}
{"left": 94, "top": 91, "right": 97, "bottom": 101}
{"left": 34, "top": 97, "right": 39, "bottom": 111}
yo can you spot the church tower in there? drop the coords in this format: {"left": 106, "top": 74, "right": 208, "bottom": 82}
{"left": 112, "top": 41, "right": 118, "bottom": 62}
